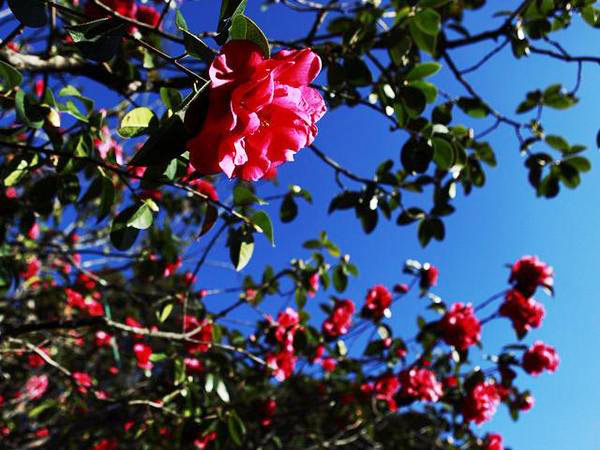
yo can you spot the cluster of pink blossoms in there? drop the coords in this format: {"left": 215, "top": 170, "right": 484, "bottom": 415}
{"left": 438, "top": 303, "right": 481, "bottom": 350}
{"left": 462, "top": 381, "right": 501, "bottom": 425}
{"left": 499, "top": 289, "right": 545, "bottom": 336}
{"left": 509, "top": 255, "right": 554, "bottom": 297}
{"left": 266, "top": 308, "right": 302, "bottom": 381}
{"left": 188, "top": 40, "right": 326, "bottom": 181}
{"left": 361, "top": 285, "right": 392, "bottom": 320}
{"left": 322, "top": 299, "right": 355, "bottom": 339}
{"left": 398, "top": 368, "right": 444, "bottom": 403}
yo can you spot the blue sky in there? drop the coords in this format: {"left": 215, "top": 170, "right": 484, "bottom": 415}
{"left": 4, "top": 0, "right": 599, "bottom": 448}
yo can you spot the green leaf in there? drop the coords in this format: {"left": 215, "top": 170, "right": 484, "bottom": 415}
{"left": 58, "top": 85, "right": 94, "bottom": 113}
{"left": 68, "top": 18, "right": 126, "bottom": 62}
{"left": 233, "top": 185, "right": 264, "bottom": 206}
{"left": 175, "top": 9, "right": 188, "bottom": 31}
{"left": 15, "top": 91, "right": 47, "bottom": 129}
{"left": 280, "top": 194, "right": 298, "bottom": 223}
{"left": 160, "top": 87, "right": 183, "bottom": 111}
{"left": 332, "top": 265, "right": 348, "bottom": 292}
{"left": 414, "top": 8, "right": 441, "bottom": 36}
{"left": 230, "top": 15, "right": 270, "bottom": 58}
{"left": 405, "top": 62, "right": 441, "bottom": 81}
{"left": 227, "top": 413, "right": 246, "bottom": 446}
{"left": 118, "top": 107, "right": 157, "bottom": 138}
{"left": 8, "top": 0, "right": 48, "bottom": 28}
{"left": 229, "top": 229, "right": 254, "bottom": 271}
{"left": 401, "top": 138, "right": 433, "bottom": 174}
{"left": 418, "top": 0, "right": 451, "bottom": 6}
{"left": 251, "top": 211, "right": 274, "bottom": 246}
{"left": 4, "top": 158, "right": 30, "bottom": 187}
{"left": 110, "top": 207, "right": 141, "bottom": 251}
{"left": 418, "top": 219, "right": 433, "bottom": 247}
{"left": 344, "top": 58, "right": 372, "bottom": 87}
{"left": 205, "top": 373, "right": 215, "bottom": 392}
{"left": 564, "top": 156, "right": 591, "bottom": 172}
{"left": 408, "top": 81, "right": 437, "bottom": 104}
{"left": 400, "top": 86, "right": 427, "bottom": 117}
{"left": 431, "top": 137, "right": 455, "bottom": 170}
{"left": 182, "top": 30, "right": 215, "bottom": 62}
{"left": 126, "top": 203, "right": 153, "bottom": 230}
{"left": 545, "top": 135, "right": 569, "bottom": 151}
{"left": 216, "top": 379, "right": 230, "bottom": 402}
{"left": 0, "top": 61, "right": 23, "bottom": 91}
{"left": 98, "top": 175, "right": 115, "bottom": 223}
{"left": 457, "top": 97, "right": 490, "bottom": 118}
{"left": 200, "top": 204, "right": 219, "bottom": 236}
{"left": 158, "top": 303, "right": 174, "bottom": 323}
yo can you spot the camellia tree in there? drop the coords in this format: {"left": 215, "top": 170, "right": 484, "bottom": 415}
{"left": 0, "top": 0, "right": 594, "bottom": 448}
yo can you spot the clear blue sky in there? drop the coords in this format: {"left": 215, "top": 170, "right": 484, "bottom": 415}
{"left": 6, "top": 0, "right": 599, "bottom": 448}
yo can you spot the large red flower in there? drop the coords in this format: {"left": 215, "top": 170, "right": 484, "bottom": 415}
{"left": 522, "top": 341, "right": 559, "bottom": 375}
{"left": 499, "top": 290, "right": 545, "bottom": 337}
{"left": 183, "top": 316, "right": 213, "bottom": 354}
{"left": 439, "top": 303, "right": 481, "bottom": 351}
{"left": 188, "top": 40, "right": 326, "bottom": 181}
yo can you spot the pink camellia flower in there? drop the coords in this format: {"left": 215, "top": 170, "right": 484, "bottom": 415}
{"left": 322, "top": 300, "right": 355, "bottom": 339}
{"left": 439, "top": 303, "right": 481, "bottom": 351}
{"left": 461, "top": 381, "right": 500, "bottom": 425}
{"left": 269, "top": 307, "right": 301, "bottom": 352}
{"left": 135, "top": 5, "right": 161, "bottom": 27}
{"left": 267, "top": 350, "right": 297, "bottom": 381}
{"left": 183, "top": 316, "right": 213, "bottom": 354}
{"left": 483, "top": 433, "right": 504, "bottom": 450}
{"left": 133, "top": 343, "right": 154, "bottom": 370}
{"left": 184, "top": 357, "right": 205, "bottom": 375}
{"left": 399, "top": 368, "right": 444, "bottom": 403}
{"left": 27, "top": 222, "right": 40, "bottom": 240}
{"left": 361, "top": 285, "right": 392, "bottom": 320}
{"left": 307, "top": 272, "right": 319, "bottom": 298}
{"left": 188, "top": 40, "right": 326, "bottom": 181}
{"left": 94, "top": 126, "right": 124, "bottom": 165}
{"left": 499, "top": 290, "right": 545, "bottom": 337}
{"left": 420, "top": 265, "right": 439, "bottom": 289}
{"left": 374, "top": 374, "right": 400, "bottom": 412}
{"left": 23, "top": 374, "right": 49, "bottom": 401}
{"left": 522, "top": 341, "right": 559, "bottom": 375}
{"left": 509, "top": 255, "right": 554, "bottom": 297}
{"left": 95, "top": 331, "right": 113, "bottom": 348}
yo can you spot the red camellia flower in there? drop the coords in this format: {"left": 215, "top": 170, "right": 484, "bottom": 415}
{"left": 374, "top": 375, "right": 400, "bottom": 412}
{"left": 194, "top": 431, "right": 217, "bottom": 449}
{"left": 259, "top": 398, "right": 277, "bottom": 427}
{"left": 92, "top": 439, "right": 118, "bottom": 450}
{"left": 393, "top": 283, "right": 409, "bottom": 294}
{"left": 183, "top": 316, "right": 213, "bottom": 354}
{"left": 399, "top": 368, "right": 444, "bottom": 403}
{"left": 184, "top": 357, "right": 205, "bottom": 375}
{"left": 267, "top": 350, "right": 297, "bottom": 382}
{"left": 499, "top": 290, "right": 545, "bottom": 337}
{"left": 509, "top": 255, "right": 554, "bottom": 297}
{"left": 361, "top": 285, "right": 392, "bottom": 320}
{"left": 135, "top": 5, "right": 161, "bottom": 27}
{"left": 461, "top": 381, "right": 500, "bottom": 425}
{"left": 269, "top": 307, "right": 301, "bottom": 352}
{"left": 188, "top": 40, "right": 326, "bottom": 181}
{"left": 95, "top": 331, "right": 113, "bottom": 348}
{"left": 439, "top": 303, "right": 481, "bottom": 350}
{"left": 522, "top": 341, "right": 559, "bottom": 375}
{"left": 322, "top": 299, "right": 355, "bottom": 339}
{"left": 307, "top": 272, "right": 319, "bottom": 298}
{"left": 133, "top": 343, "right": 154, "bottom": 370}
{"left": 72, "top": 372, "right": 93, "bottom": 394}
{"left": 189, "top": 179, "right": 219, "bottom": 201}
{"left": 519, "top": 394, "right": 535, "bottom": 412}
{"left": 321, "top": 357, "right": 337, "bottom": 373}
{"left": 85, "top": 0, "right": 137, "bottom": 20}
{"left": 483, "top": 433, "right": 504, "bottom": 450}
{"left": 419, "top": 264, "right": 439, "bottom": 289}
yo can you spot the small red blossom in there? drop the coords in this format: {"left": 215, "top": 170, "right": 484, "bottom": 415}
{"left": 439, "top": 303, "right": 481, "bottom": 351}
{"left": 519, "top": 394, "right": 535, "bottom": 412}
{"left": 194, "top": 431, "right": 217, "bottom": 449}
{"left": 133, "top": 343, "right": 154, "bottom": 370}
{"left": 522, "top": 341, "right": 559, "bottom": 376}
{"left": 95, "top": 331, "right": 113, "bottom": 348}
{"left": 361, "top": 285, "right": 392, "bottom": 320}
{"left": 183, "top": 316, "right": 213, "bottom": 354}
{"left": 420, "top": 265, "right": 439, "bottom": 289}
{"left": 321, "top": 357, "right": 337, "bottom": 373}
{"left": 73, "top": 372, "right": 93, "bottom": 394}
{"left": 135, "top": 5, "right": 161, "bottom": 27}
{"left": 27, "top": 222, "right": 40, "bottom": 240}
{"left": 270, "top": 307, "right": 301, "bottom": 352}
{"left": 184, "top": 357, "right": 205, "bottom": 375}
{"left": 258, "top": 398, "right": 277, "bottom": 427}
{"left": 307, "top": 272, "right": 319, "bottom": 298}
{"left": 509, "top": 255, "right": 553, "bottom": 297}
{"left": 322, "top": 299, "right": 355, "bottom": 339}
{"left": 188, "top": 40, "right": 326, "bottom": 181}
{"left": 28, "top": 349, "right": 47, "bottom": 369}
{"left": 499, "top": 290, "right": 545, "bottom": 337}
{"left": 91, "top": 438, "right": 118, "bottom": 450}
{"left": 462, "top": 382, "right": 500, "bottom": 425}
{"left": 189, "top": 179, "right": 219, "bottom": 201}
{"left": 399, "top": 368, "right": 444, "bottom": 403}
{"left": 483, "top": 433, "right": 504, "bottom": 450}
{"left": 393, "top": 283, "right": 409, "bottom": 294}
{"left": 374, "top": 375, "right": 400, "bottom": 412}
{"left": 125, "top": 317, "right": 145, "bottom": 339}
{"left": 267, "top": 350, "right": 297, "bottom": 382}
{"left": 35, "top": 427, "right": 49, "bottom": 438}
